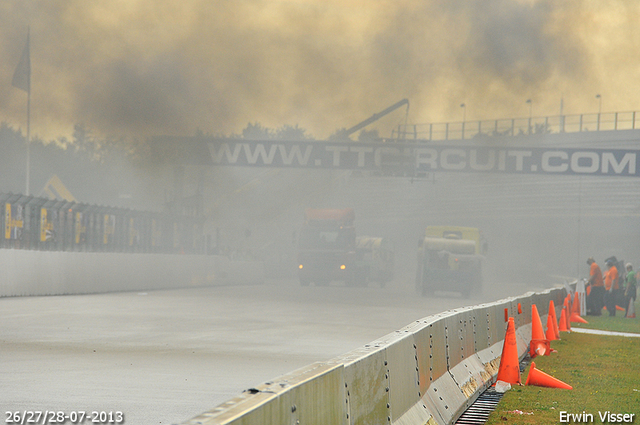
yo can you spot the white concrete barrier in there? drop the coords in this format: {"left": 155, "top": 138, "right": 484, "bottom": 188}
{"left": 180, "top": 287, "right": 566, "bottom": 425}
{"left": 0, "top": 250, "right": 264, "bottom": 297}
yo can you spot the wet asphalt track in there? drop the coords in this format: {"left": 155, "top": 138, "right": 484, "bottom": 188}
{"left": 1, "top": 278, "right": 535, "bottom": 425}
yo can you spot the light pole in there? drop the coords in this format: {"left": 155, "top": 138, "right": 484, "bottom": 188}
{"left": 460, "top": 103, "right": 466, "bottom": 139}
{"left": 526, "top": 99, "right": 532, "bottom": 134}
{"left": 596, "top": 94, "right": 601, "bottom": 131}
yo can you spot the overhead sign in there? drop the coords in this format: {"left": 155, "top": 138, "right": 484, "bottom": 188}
{"left": 203, "top": 139, "right": 639, "bottom": 177}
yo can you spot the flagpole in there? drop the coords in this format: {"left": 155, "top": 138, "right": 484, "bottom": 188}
{"left": 25, "top": 26, "right": 31, "bottom": 196}
{"left": 26, "top": 79, "right": 30, "bottom": 196}
{"left": 12, "top": 27, "right": 32, "bottom": 196}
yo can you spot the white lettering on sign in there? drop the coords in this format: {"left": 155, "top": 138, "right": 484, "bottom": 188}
{"left": 350, "top": 146, "right": 374, "bottom": 167}
{"left": 415, "top": 148, "right": 439, "bottom": 169}
{"left": 205, "top": 140, "right": 640, "bottom": 177}
{"left": 601, "top": 152, "right": 636, "bottom": 174}
{"left": 542, "top": 151, "right": 569, "bottom": 172}
{"left": 209, "top": 143, "right": 243, "bottom": 163}
{"left": 325, "top": 145, "right": 349, "bottom": 167}
{"left": 570, "top": 152, "right": 599, "bottom": 173}
{"left": 244, "top": 143, "right": 278, "bottom": 164}
{"left": 469, "top": 150, "right": 495, "bottom": 171}
{"left": 279, "top": 144, "right": 313, "bottom": 165}
{"left": 508, "top": 150, "right": 532, "bottom": 171}
{"left": 441, "top": 149, "right": 466, "bottom": 170}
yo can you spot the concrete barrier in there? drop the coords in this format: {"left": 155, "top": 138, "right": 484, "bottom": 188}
{"left": 0, "top": 250, "right": 264, "bottom": 297}
{"left": 179, "top": 287, "right": 566, "bottom": 425}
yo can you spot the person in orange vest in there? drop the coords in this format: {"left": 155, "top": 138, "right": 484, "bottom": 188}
{"left": 586, "top": 257, "right": 604, "bottom": 316}
{"left": 604, "top": 259, "right": 619, "bottom": 317}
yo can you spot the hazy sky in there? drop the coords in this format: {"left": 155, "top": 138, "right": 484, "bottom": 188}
{"left": 1, "top": 0, "right": 639, "bottom": 142}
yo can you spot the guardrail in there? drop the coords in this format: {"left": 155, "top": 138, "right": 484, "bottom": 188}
{"left": 393, "top": 111, "right": 640, "bottom": 141}
{"left": 0, "top": 249, "right": 265, "bottom": 297}
{"left": 179, "top": 287, "right": 566, "bottom": 425}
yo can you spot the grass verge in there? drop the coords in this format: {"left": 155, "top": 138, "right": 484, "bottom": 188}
{"left": 485, "top": 307, "right": 640, "bottom": 424}
{"left": 571, "top": 298, "right": 640, "bottom": 334}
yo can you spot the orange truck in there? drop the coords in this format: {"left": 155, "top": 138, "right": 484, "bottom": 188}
{"left": 296, "top": 208, "right": 359, "bottom": 286}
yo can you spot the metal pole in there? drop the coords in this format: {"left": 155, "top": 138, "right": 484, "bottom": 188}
{"left": 26, "top": 84, "right": 30, "bottom": 196}
{"left": 596, "top": 94, "right": 601, "bottom": 131}
{"left": 577, "top": 177, "right": 582, "bottom": 277}
{"left": 460, "top": 103, "right": 466, "bottom": 140}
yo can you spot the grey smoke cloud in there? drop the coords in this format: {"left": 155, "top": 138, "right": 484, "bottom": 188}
{"left": 1, "top": 0, "right": 638, "bottom": 142}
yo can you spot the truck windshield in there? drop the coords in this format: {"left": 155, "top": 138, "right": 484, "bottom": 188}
{"left": 298, "top": 227, "right": 350, "bottom": 249}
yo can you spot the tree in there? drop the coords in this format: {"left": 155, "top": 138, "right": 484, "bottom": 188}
{"left": 358, "top": 128, "right": 379, "bottom": 143}
{"left": 242, "top": 122, "right": 272, "bottom": 140}
{"left": 274, "top": 124, "right": 312, "bottom": 141}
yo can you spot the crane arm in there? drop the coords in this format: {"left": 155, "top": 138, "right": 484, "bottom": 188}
{"left": 344, "top": 99, "right": 409, "bottom": 136}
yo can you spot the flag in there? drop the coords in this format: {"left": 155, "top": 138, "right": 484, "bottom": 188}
{"left": 12, "top": 31, "right": 30, "bottom": 94}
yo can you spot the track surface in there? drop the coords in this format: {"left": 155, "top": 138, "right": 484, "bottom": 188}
{"left": 1, "top": 278, "right": 535, "bottom": 425}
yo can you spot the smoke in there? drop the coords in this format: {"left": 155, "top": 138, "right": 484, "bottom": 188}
{"left": 1, "top": 0, "right": 639, "bottom": 142}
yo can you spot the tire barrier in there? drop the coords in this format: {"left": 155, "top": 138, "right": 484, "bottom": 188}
{"left": 0, "top": 250, "right": 264, "bottom": 297}
{"left": 179, "top": 288, "right": 566, "bottom": 425}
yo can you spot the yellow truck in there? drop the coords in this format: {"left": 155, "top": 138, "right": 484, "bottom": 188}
{"left": 416, "top": 226, "right": 486, "bottom": 297}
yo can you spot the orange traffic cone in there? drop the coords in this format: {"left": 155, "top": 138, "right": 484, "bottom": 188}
{"left": 616, "top": 305, "right": 626, "bottom": 312}
{"left": 570, "top": 312, "right": 588, "bottom": 324}
{"left": 529, "top": 304, "right": 550, "bottom": 357}
{"left": 496, "top": 317, "right": 521, "bottom": 385}
{"left": 549, "top": 300, "right": 560, "bottom": 339}
{"left": 525, "top": 362, "right": 573, "bottom": 389}
{"left": 627, "top": 298, "right": 636, "bottom": 318}
{"left": 546, "top": 314, "right": 558, "bottom": 341}
{"left": 558, "top": 308, "right": 569, "bottom": 332}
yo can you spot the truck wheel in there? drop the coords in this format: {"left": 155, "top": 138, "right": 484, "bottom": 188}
{"left": 359, "top": 268, "right": 370, "bottom": 287}
{"left": 346, "top": 269, "right": 367, "bottom": 287}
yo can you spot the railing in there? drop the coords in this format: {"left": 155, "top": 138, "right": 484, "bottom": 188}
{"left": 393, "top": 111, "right": 640, "bottom": 141}
{"left": 0, "top": 192, "right": 206, "bottom": 254}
